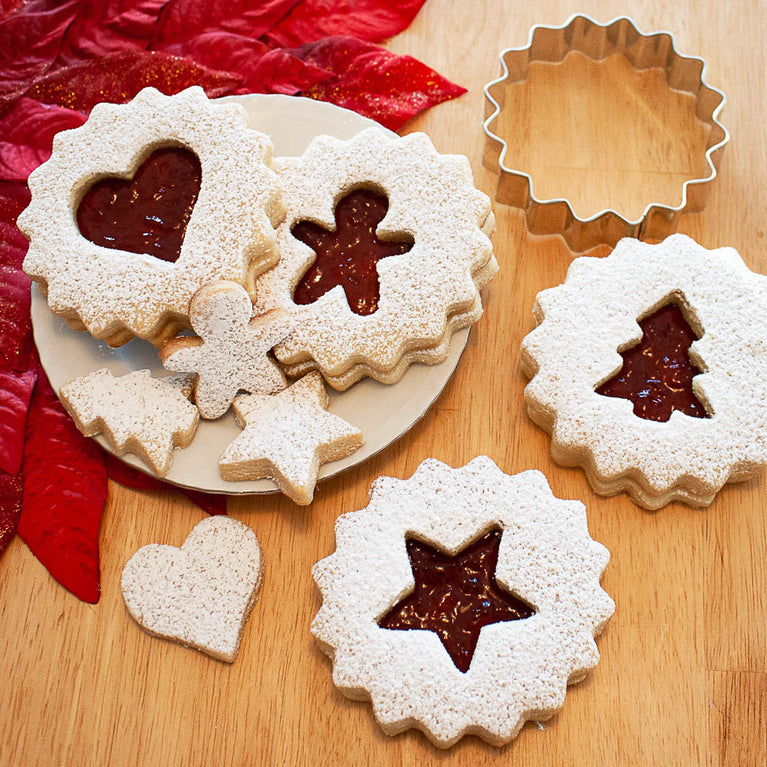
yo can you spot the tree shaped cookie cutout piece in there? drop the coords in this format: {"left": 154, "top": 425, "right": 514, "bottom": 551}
{"left": 596, "top": 302, "right": 708, "bottom": 421}
{"left": 59, "top": 369, "right": 198, "bottom": 477}
{"left": 161, "top": 281, "right": 290, "bottom": 420}
{"left": 379, "top": 529, "right": 535, "bottom": 673}
{"left": 292, "top": 189, "right": 414, "bottom": 316}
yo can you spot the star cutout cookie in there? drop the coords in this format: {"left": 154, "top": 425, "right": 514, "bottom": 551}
{"left": 312, "top": 457, "right": 613, "bottom": 747}
{"left": 218, "top": 372, "right": 363, "bottom": 504}
{"left": 160, "top": 281, "right": 290, "bottom": 419}
{"left": 59, "top": 369, "right": 199, "bottom": 476}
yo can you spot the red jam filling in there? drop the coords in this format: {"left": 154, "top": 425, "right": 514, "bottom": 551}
{"left": 596, "top": 302, "right": 708, "bottom": 422}
{"left": 291, "top": 188, "right": 413, "bottom": 316}
{"left": 76, "top": 146, "right": 202, "bottom": 263}
{"left": 378, "top": 529, "right": 535, "bottom": 673}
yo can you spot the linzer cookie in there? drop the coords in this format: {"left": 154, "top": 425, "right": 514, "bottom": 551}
{"left": 160, "top": 281, "right": 290, "bottom": 420}
{"left": 59, "top": 369, "right": 198, "bottom": 477}
{"left": 218, "top": 372, "right": 363, "bottom": 504}
{"left": 19, "top": 86, "right": 284, "bottom": 347}
{"left": 311, "top": 457, "right": 613, "bottom": 748}
{"left": 521, "top": 234, "right": 767, "bottom": 509}
{"left": 121, "top": 516, "right": 264, "bottom": 663}
{"left": 255, "top": 127, "right": 497, "bottom": 390}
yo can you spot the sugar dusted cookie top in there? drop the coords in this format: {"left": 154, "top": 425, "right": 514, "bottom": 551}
{"left": 218, "top": 372, "right": 363, "bottom": 504}
{"left": 19, "top": 86, "right": 284, "bottom": 347}
{"left": 121, "top": 516, "right": 264, "bottom": 663}
{"left": 60, "top": 368, "right": 198, "bottom": 477}
{"left": 311, "top": 456, "right": 613, "bottom": 748}
{"left": 160, "top": 281, "right": 290, "bottom": 419}
{"left": 256, "top": 127, "right": 497, "bottom": 388}
{"left": 521, "top": 234, "right": 767, "bottom": 509}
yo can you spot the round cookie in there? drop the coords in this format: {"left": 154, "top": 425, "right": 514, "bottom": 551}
{"left": 255, "top": 127, "right": 497, "bottom": 390}
{"left": 312, "top": 456, "right": 613, "bottom": 747}
{"left": 521, "top": 234, "right": 767, "bottom": 509}
{"left": 19, "top": 86, "right": 284, "bottom": 346}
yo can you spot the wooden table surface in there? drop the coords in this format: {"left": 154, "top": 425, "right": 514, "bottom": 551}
{"left": 2, "top": 1, "right": 766, "bottom": 764}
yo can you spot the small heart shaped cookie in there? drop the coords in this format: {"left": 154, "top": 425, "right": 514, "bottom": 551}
{"left": 121, "top": 516, "right": 264, "bottom": 662}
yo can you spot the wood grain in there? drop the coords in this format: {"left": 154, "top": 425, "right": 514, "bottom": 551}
{"left": 2, "top": 1, "right": 766, "bottom": 764}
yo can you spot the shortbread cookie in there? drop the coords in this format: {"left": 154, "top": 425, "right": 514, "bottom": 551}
{"left": 312, "top": 457, "right": 613, "bottom": 748}
{"left": 255, "top": 128, "right": 497, "bottom": 390}
{"left": 218, "top": 372, "right": 363, "bottom": 504}
{"left": 19, "top": 86, "right": 284, "bottom": 346}
{"left": 60, "top": 369, "right": 198, "bottom": 476}
{"left": 521, "top": 234, "right": 767, "bottom": 509}
{"left": 121, "top": 516, "right": 264, "bottom": 662}
{"left": 160, "top": 281, "right": 290, "bottom": 419}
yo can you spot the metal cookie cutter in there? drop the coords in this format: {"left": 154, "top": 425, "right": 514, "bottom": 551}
{"left": 483, "top": 14, "right": 729, "bottom": 252}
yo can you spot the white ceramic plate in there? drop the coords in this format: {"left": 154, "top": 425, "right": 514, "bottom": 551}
{"left": 31, "top": 94, "right": 469, "bottom": 495}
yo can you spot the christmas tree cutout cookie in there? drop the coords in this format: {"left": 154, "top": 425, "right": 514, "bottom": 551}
{"left": 160, "top": 281, "right": 290, "bottom": 419}
{"left": 59, "top": 369, "right": 198, "bottom": 476}
{"left": 312, "top": 457, "right": 613, "bottom": 747}
{"left": 522, "top": 234, "right": 767, "bottom": 509}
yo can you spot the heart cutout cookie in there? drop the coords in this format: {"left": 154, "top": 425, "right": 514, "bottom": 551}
{"left": 121, "top": 516, "right": 264, "bottom": 662}
{"left": 77, "top": 146, "right": 201, "bottom": 263}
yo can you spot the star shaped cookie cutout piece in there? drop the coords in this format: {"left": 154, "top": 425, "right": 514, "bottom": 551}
{"left": 59, "top": 369, "right": 198, "bottom": 477}
{"left": 161, "top": 281, "right": 291, "bottom": 419}
{"left": 218, "top": 372, "right": 363, "bottom": 504}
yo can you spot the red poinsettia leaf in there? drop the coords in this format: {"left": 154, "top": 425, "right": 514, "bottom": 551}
{"left": 0, "top": 365, "right": 36, "bottom": 473}
{"left": 292, "top": 36, "right": 466, "bottom": 131}
{"left": 18, "top": 363, "right": 108, "bottom": 603}
{"left": 0, "top": 0, "right": 26, "bottom": 20}
{"left": 164, "top": 32, "right": 331, "bottom": 95}
{"left": 0, "top": 98, "right": 86, "bottom": 180}
{"left": 26, "top": 50, "right": 242, "bottom": 113}
{"left": 0, "top": 182, "right": 33, "bottom": 372}
{"left": 0, "top": 469, "right": 22, "bottom": 558}
{"left": 105, "top": 452, "right": 227, "bottom": 515}
{"left": 0, "top": 0, "right": 79, "bottom": 92}
{"left": 151, "top": 0, "right": 299, "bottom": 48}
{"left": 55, "top": 0, "right": 166, "bottom": 65}
{"left": 264, "top": 0, "right": 428, "bottom": 47}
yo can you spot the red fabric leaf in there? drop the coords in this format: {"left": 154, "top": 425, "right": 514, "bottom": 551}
{"left": 0, "top": 182, "right": 33, "bottom": 372}
{"left": 163, "top": 32, "right": 331, "bottom": 95}
{"left": 0, "top": 98, "right": 86, "bottom": 180}
{"left": 25, "top": 50, "right": 241, "bottom": 113}
{"left": 0, "top": 365, "right": 36, "bottom": 473}
{"left": 0, "top": 469, "right": 22, "bottom": 558}
{"left": 264, "top": 0, "right": 428, "bottom": 47}
{"left": 56, "top": 0, "right": 167, "bottom": 66}
{"left": 105, "top": 453, "right": 227, "bottom": 516}
{"left": 151, "top": 0, "right": 300, "bottom": 48}
{"left": 18, "top": 363, "right": 108, "bottom": 603}
{"left": 292, "top": 36, "right": 466, "bottom": 131}
{"left": 0, "top": 0, "right": 79, "bottom": 92}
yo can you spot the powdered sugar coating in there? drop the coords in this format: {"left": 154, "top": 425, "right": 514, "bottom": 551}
{"left": 256, "top": 128, "right": 497, "bottom": 389}
{"left": 121, "top": 516, "right": 264, "bottom": 663}
{"left": 19, "top": 86, "right": 284, "bottom": 346}
{"left": 218, "top": 372, "right": 363, "bottom": 504}
{"left": 312, "top": 456, "right": 613, "bottom": 747}
{"left": 60, "top": 368, "right": 198, "bottom": 476}
{"left": 521, "top": 234, "right": 767, "bottom": 509}
{"left": 160, "top": 281, "right": 290, "bottom": 419}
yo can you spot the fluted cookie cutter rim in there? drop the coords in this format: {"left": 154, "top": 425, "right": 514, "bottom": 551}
{"left": 483, "top": 14, "right": 729, "bottom": 253}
